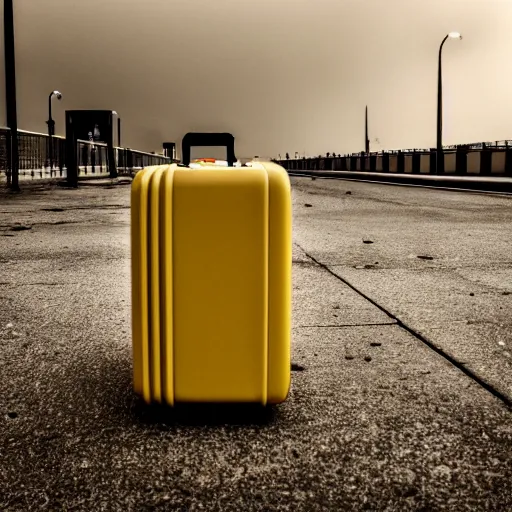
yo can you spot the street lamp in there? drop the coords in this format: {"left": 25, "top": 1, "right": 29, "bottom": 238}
{"left": 47, "top": 90, "right": 62, "bottom": 170}
{"left": 437, "top": 31, "right": 462, "bottom": 174}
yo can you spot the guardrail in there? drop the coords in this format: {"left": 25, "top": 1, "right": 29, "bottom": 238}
{"left": 275, "top": 143, "right": 512, "bottom": 176}
{"left": 116, "top": 147, "right": 172, "bottom": 175}
{"left": 0, "top": 126, "right": 172, "bottom": 187}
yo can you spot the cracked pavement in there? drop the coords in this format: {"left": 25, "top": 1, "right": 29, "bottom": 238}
{"left": 0, "top": 179, "right": 511, "bottom": 511}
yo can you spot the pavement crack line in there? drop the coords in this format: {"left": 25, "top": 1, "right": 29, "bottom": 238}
{"left": 296, "top": 244, "right": 512, "bottom": 410}
{"left": 295, "top": 322, "right": 398, "bottom": 328}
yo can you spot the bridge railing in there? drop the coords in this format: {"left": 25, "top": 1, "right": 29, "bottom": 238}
{"left": 276, "top": 141, "right": 512, "bottom": 176}
{"left": 116, "top": 147, "right": 172, "bottom": 175}
{"left": 0, "top": 127, "right": 172, "bottom": 185}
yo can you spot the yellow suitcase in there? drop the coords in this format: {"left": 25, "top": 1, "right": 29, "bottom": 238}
{"left": 130, "top": 135, "right": 292, "bottom": 406}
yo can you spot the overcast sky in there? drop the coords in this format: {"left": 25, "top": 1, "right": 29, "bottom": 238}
{"left": 1, "top": 0, "right": 512, "bottom": 158}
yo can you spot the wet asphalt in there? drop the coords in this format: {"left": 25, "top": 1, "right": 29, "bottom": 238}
{"left": 0, "top": 179, "right": 511, "bottom": 511}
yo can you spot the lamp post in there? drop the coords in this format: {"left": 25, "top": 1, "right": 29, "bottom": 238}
{"left": 437, "top": 31, "right": 462, "bottom": 174}
{"left": 47, "top": 90, "right": 62, "bottom": 170}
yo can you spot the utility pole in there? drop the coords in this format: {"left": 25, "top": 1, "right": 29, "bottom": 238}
{"left": 4, "top": 0, "right": 19, "bottom": 191}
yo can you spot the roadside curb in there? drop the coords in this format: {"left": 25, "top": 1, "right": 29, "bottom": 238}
{"left": 288, "top": 170, "right": 512, "bottom": 193}
{"left": 1, "top": 175, "right": 133, "bottom": 194}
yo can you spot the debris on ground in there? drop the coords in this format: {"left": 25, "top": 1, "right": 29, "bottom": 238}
{"left": 10, "top": 225, "right": 32, "bottom": 231}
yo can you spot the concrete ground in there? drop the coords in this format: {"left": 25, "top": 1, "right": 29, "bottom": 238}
{"left": 0, "top": 178, "right": 511, "bottom": 511}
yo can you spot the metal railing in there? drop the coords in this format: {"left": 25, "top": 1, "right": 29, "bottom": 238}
{"left": 276, "top": 139, "right": 512, "bottom": 176}
{"left": 116, "top": 147, "right": 173, "bottom": 175}
{"left": 277, "top": 148, "right": 512, "bottom": 176}
{"left": 279, "top": 140, "right": 512, "bottom": 162}
{"left": 0, "top": 126, "right": 172, "bottom": 186}
{"left": 77, "top": 139, "right": 109, "bottom": 176}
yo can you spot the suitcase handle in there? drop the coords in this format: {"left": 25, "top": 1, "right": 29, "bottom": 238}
{"left": 181, "top": 132, "right": 237, "bottom": 167}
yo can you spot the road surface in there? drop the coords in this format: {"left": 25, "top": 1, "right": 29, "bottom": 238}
{"left": 0, "top": 178, "right": 510, "bottom": 511}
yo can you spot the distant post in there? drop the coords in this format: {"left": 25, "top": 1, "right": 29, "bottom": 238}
{"left": 365, "top": 106, "right": 370, "bottom": 154}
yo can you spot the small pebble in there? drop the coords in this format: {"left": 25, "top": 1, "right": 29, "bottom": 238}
{"left": 370, "top": 342, "right": 382, "bottom": 347}
{"left": 304, "top": 204, "right": 313, "bottom": 208}
{"left": 364, "top": 356, "right": 372, "bottom": 362}
{"left": 346, "top": 191, "right": 352, "bottom": 195}
{"left": 469, "top": 293, "right": 474, "bottom": 297}
{"left": 7, "top": 412, "right": 18, "bottom": 419}
{"left": 345, "top": 355, "right": 354, "bottom": 360}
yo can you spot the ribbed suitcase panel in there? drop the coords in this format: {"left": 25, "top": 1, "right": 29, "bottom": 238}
{"left": 131, "top": 167, "right": 157, "bottom": 404}
{"left": 262, "top": 163, "right": 292, "bottom": 403}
